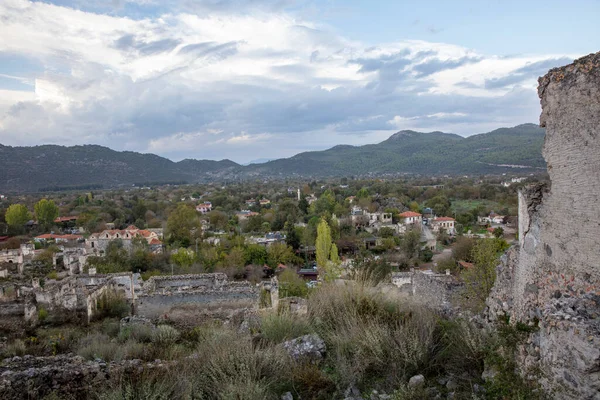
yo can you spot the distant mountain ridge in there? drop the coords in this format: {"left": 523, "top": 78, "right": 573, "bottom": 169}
{"left": 0, "top": 124, "right": 545, "bottom": 192}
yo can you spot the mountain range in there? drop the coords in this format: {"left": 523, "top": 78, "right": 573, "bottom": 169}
{"left": 0, "top": 124, "right": 545, "bottom": 192}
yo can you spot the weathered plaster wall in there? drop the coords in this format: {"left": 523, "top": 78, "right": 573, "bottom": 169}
{"left": 487, "top": 52, "right": 600, "bottom": 399}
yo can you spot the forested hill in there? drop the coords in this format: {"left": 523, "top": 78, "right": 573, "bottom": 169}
{"left": 245, "top": 123, "right": 546, "bottom": 177}
{"left": 0, "top": 124, "right": 545, "bottom": 192}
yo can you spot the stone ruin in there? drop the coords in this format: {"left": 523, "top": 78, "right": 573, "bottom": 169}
{"left": 487, "top": 52, "right": 600, "bottom": 399}
{"left": 136, "top": 273, "right": 258, "bottom": 327}
{"left": 390, "top": 269, "right": 462, "bottom": 314}
{"left": 0, "top": 272, "right": 258, "bottom": 334}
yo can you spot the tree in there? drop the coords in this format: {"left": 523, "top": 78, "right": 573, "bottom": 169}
{"left": 278, "top": 269, "right": 308, "bottom": 298}
{"left": 34, "top": 199, "right": 59, "bottom": 231}
{"left": 452, "top": 236, "right": 476, "bottom": 262}
{"left": 171, "top": 248, "right": 195, "bottom": 270}
{"left": 5, "top": 204, "right": 31, "bottom": 232}
{"left": 208, "top": 210, "right": 229, "bottom": 231}
{"left": 401, "top": 228, "right": 421, "bottom": 260}
{"left": 425, "top": 195, "right": 451, "bottom": 217}
{"left": 462, "top": 239, "right": 501, "bottom": 310}
{"left": 166, "top": 204, "right": 201, "bottom": 247}
{"left": 310, "top": 190, "right": 336, "bottom": 216}
{"left": 493, "top": 227, "right": 504, "bottom": 238}
{"left": 267, "top": 242, "right": 298, "bottom": 267}
{"left": 316, "top": 218, "right": 341, "bottom": 282}
{"left": 244, "top": 244, "right": 268, "bottom": 266}
{"left": 284, "top": 222, "right": 301, "bottom": 250}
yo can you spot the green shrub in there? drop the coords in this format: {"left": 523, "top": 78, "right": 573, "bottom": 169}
{"left": 259, "top": 312, "right": 312, "bottom": 345}
{"left": 151, "top": 325, "right": 180, "bottom": 346}
{"left": 38, "top": 307, "right": 49, "bottom": 322}
{"left": 4, "top": 339, "right": 27, "bottom": 357}
{"left": 99, "top": 318, "right": 121, "bottom": 338}
{"left": 278, "top": 269, "right": 308, "bottom": 298}
{"left": 119, "top": 323, "right": 154, "bottom": 343}
{"left": 77, "top": 333, "right": 124, "bottom": 361}
{"left": 96, "top": 290, "right": 130, "bottom": 320}
{"left": 189, "top": 326, "right": 292, "bottom": 398}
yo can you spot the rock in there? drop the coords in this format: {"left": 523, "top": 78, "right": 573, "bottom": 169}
{"left": 408, "top": 374, "right": 425, "bottom": 388}
{"left": 282, "top": 334, "right": 326, "bottom": 363}
{"left": 281, "top": 392, "right": 293, "bottom": 400}
{"left": 485, "top": 52, "right": 600, "bottom": 399}
{"left": 343, "top": 384, "right": 363, "bottom": 400}
{"left": 446, "top": 379, "right": 459, "bottom": 390}
{"left": 481, "top": 364, "right": 498, "bottom": 381}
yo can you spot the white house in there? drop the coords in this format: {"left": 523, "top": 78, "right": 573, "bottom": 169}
{"left": 399, "top": 211, "right": 422, "bottom": 225}
{"left": 431, "top": 217, "right": 456, "bottom": 235}
{"left": 196, "top": 202, "right": 212, "bottom": 214}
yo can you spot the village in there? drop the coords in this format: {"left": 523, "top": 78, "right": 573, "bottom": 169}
{"left": 0, "top": 176, "right": 521, "bottom": 334}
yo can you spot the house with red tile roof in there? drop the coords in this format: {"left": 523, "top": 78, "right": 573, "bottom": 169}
{"left": 431, "top": 217, "right": 456, "bottom": 235}
{"left": 196, "top": 202, "right": 212, "bottom": 214}
{"left": 399, "top": 211, "right": 423, "bottom": 225}
{"left": 34, "top": 233, "right": 84, "bottom": 243}
{"left": 87, "top": 225, "right": 162, "bottom": 254}
{"left": 54, "top": 216, "right": 79, "bottom": 223}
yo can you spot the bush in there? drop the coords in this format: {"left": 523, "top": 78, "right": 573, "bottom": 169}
{"left": 96, "top": 290, "right": 130, "bottom": 320}
{"left": 151, "top": 325, "right": 180, "bottom": 346}
{"left": 188, "top": 326, "right": 292, "bottom": 398}
{"left": 4, "top": 339, "right": 27, "bottom": 357}
{"left": 77, "top": 333, "right": 124, "bottom": 361}
{"left": 119, "top": 323, "right": 154, "bottom": 343}
{"left": 278, "top": 269, "right": 308, "bottom": 298}
{"left": 258, "top": 312, "right": 312, "bottom": 345}
{"left": 308, "top": 284, "right": 439, "bottom": 390}
{"left": 38, "top": 307, "right": 49, "bottom": 322}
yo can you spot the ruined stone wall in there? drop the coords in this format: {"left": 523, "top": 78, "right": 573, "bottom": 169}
{"left": 136, "top": 274, "right": 258, "bottom": 322}
{"left": 390, "top": 271, "right": 462, "bottom": 311}
{"left": 487, "top": 52, "right": 600, "bottom": 399}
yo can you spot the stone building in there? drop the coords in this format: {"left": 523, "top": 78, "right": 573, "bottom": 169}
{"left": 86, "top": 225, "right": 162, "bottom": 254}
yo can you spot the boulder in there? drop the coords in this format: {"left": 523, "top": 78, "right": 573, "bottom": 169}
{"left": 282, "top": 334, "right": 326, "bottom": 363}
{"left": 408, "top": 374, "right": 425, "bottom": 388}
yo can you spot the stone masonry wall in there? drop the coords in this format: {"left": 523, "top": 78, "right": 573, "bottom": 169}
{"left": 487, "top": 52, "right": 600, "bottom": 399}
{"left": 136, "top": 274, "right": 258, "bottom": 321}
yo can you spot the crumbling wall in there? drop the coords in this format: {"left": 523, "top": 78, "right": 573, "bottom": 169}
{"left": 487, "top": 52, "right": 600, "bottom": 399}
{"left": 136, "top": 274, "right": 258, "bottom": 323}
{"left": 390, "top": 271, "right": 462, "bottom": 310}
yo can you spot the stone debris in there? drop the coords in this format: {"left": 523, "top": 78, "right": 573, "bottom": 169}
{"left": 282, "top": 334, "right": 326, "bottom": 363}
{"left": 408, "top": 374, "right": 425, "bottom": 388}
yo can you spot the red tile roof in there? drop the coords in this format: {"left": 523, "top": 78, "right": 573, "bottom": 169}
{"left": 149, "top": 238, "right": 162, "bottom": 245}
{"left": 399, "top": 211, "right": 422, "bottom": 218}
{"left": 458, "top": 261, "right": 474, "bottom": 269}
{"left": 434, "top": 217, "right": 455, "bottom": 222}
{"left": 54, "top": 216, "right": 79, "bottom": 223}
{"left": 36, "top": 234, "right": 83, "bottom": 240}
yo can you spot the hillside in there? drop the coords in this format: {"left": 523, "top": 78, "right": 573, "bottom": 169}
{"left": 0, "top": 144, "right": 241, "bottom": 192}
{"left": 0, "top": 124, "right": 545, "bottom": 192}
{"left": 246, "top": 123, "right": 546, "bottom": 176}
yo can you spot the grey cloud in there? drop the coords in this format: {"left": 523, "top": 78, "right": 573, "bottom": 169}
{"left": 412, "top": 56, "right": 482, "bottom": 77}
{"left": 485, "top": 57, "right": 573, "bottom": 89}
{"left": 455, "top": 81, "right": 480, "bottom": 89}
{"left": 178, "top": 41, "right": 240, "bottom": 60}
{"left": 114, "top": 34, "right": 181, "bottom": 55}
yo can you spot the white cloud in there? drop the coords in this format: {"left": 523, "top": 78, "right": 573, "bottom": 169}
{"left": 0, "top": 0, "right": 577, "bottom": 162}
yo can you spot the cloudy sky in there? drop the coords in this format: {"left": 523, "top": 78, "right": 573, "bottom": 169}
{"left": 0, "top": 0, "right": 597, "bottom": 163}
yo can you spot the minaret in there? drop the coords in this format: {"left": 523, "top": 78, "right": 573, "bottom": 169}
{"left": 297, "top": 188, "right": 301, "bottom": 201}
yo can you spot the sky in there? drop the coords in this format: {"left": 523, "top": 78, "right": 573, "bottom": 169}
{"left": 0, "top": 0, "right": 598, "bottom": 163}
